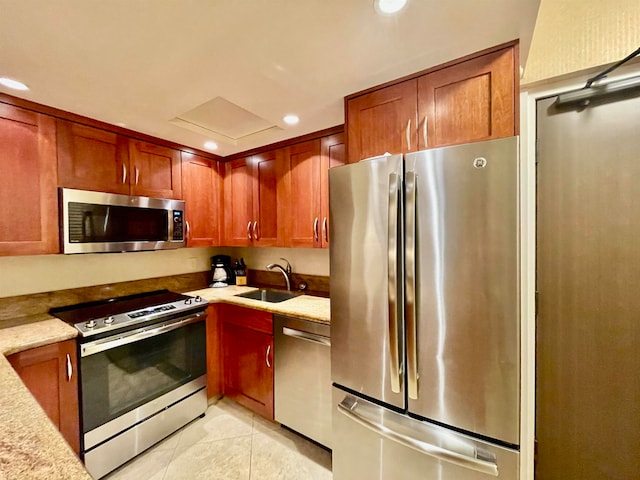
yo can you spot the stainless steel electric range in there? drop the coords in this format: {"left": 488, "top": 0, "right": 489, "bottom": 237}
{"left": 51, "top": 290, "right": 208, "bottom": 479}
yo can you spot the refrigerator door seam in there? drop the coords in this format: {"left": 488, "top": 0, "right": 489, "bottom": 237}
{"left": 387, "top": 172, "right": 402, "bottom": 394}
{"left": 405, "top": 169, "right": 419, "bottom": 400}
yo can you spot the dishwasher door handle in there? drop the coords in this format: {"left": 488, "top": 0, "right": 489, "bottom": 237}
{"left": 282, "top": 327, "right": 331, "bottom": 347}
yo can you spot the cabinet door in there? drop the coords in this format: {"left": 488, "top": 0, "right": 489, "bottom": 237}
{"left": 320, "top": 133, "right": 345, "bottom": 248}
{"left": 222, "top": 321, "right": 274, "bottom": 420}
{"left": 8, "top": 340, "right": 80, "bottom": 454}
{"left": 223, "top": 157, "right": 253, "bottom": 246}
{"left": 57, "top": 120, "right": 130, "bottom": 194}
{"left": 252, "top": 149, "right": 284, "bottom": 247}
{"left": 346, "top": 80, "right": 417, "bottom": 162}
{"left": 286, "top": 139, "right": 322, "bottom": 248}
{"left": 417, "top": 46, "right": 516, "bottom": 149}
{"left": 206, "top": 304, "right": 222, "bottom": 399}
{"left": 181, "top": 152, "right": 221, "bottom": 247}
{"left": 129, "top": 140, "right": 182, "bottom": 198}
{"left": 0, "top": 104, "right": 58, "bottom": 256}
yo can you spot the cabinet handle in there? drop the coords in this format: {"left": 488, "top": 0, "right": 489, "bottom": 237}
{"left": 266, "top": 344, "right": 271, "bottom": 368}
{"left": 253, "top": 221, "right": 258, "bottom": 240}
{"left": 135, "top": 167, "right": 140, "bottom": 185}
{"left": 423, "top": 116, "right": 428, "bottom": 147}
{"left": 185, "top": 221, "right": 191, "bottom": 241}
{"left": 247, "top": 221, "right": 253, "bottom": 240}
{"left": 313, "top": 217, "right": 319, "bottom": 242}
{"left": 122, "top": 164, "right": 127, "bottom": 184}
{"left": 406, "top": 119, "right": 411, "bottom": 151}
{"left": 322, "top": 217, "right": 328, "bottom": 243}
{"left": 66, "top": 354, "right": 73, "bottom": 382}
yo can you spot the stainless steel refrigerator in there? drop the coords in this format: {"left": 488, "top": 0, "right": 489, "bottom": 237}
{"left": 329, "top": 136, "right": 520, "bottom": 479}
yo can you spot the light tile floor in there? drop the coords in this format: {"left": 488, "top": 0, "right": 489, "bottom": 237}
{"left": 103, "top": 397, "right": 333, "bottom": 480}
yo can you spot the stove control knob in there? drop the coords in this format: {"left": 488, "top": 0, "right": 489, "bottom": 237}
{"left": 85, "top": 319, "right": 97, "bottom": 329}
{"left": 104, "top": 316, "right": 115, "bottom": 325}
{"left": 195, "top": 296, "right": 203, "bottom": 302}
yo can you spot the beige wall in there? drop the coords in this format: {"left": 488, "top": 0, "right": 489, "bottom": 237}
{"left": 0, "top": 247, "right": 215, "bottom": 299}
{"left": 522, "top": 0, "right": 640, "bottom": 85}
{"left": 0, "top": 246, "right": 329, "bottom": 299}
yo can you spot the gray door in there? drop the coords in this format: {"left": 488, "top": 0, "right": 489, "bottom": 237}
{"left": 536, "top": 92, "right": 640, "bottom": 478}
{"left": 405, "top": 138, "right": 520, "bottom": 445}
{"left": 329, "top": 154, "right": 404, "bottom": 409}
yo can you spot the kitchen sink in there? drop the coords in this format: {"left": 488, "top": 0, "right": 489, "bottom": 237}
{"left": 235, "top": 289, "right": 301, "bottom": 303}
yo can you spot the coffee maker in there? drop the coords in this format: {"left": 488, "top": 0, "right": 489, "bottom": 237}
{"left": 210, "top": 255, "right": 235, "bottom": 287}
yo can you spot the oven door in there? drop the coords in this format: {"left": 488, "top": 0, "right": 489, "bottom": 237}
{"left": 79, "top": 312, "right": 206, "bottom": 438}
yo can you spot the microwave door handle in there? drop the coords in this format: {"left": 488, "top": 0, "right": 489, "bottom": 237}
{"left": 82, "top": 212, "right": 92, "bottom": 240}
{"left": 405, "top": 170, "right": 419, "bottom": 400}
{"left": 103, "top": 207, "right": 110, "bottom": 235}
{"left": 387, "top": 172, "right": 401, "bottom": 394}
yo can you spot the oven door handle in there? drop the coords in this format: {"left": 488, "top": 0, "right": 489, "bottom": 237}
{"left": 80, "top": 311, "right": 206, "bottom": 357}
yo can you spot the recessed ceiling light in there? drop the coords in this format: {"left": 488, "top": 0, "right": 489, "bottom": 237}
{"left": 204, "top": 141, "right": 218, "bottom": 150}
{"left": 375, "top": 0, "right": 408, "bottom": 15}
{"left": 283, "top": 114, "right": 299, "bottom": 125}
{"left": 0, "top": 77, "right": 29, "bottom": 91}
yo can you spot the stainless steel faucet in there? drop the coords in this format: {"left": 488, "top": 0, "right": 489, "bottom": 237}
{"left": 266, "top": 257, "right": 292, "bottom": 291}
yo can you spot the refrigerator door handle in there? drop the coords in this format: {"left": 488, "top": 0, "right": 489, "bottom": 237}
{"left": 405, "top": 170, "right": 419, "bottom": 400}
{"left": 337, "top": 397, "right": 499, "bottom": 477}
{"left": 387, "top": 172, "right": 402, "bottom": 394}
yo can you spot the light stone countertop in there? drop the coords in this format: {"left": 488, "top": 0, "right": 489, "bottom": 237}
{"left": 0, "top": 318, "right": 92, "bottom": 480}
{"left": 188, "top": 285, "right": 331, "bottom": 324}
{"left": 0, "top": 287, "right": 329, "bottom": 479}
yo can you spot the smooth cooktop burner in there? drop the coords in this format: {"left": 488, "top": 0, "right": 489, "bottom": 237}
{"left": 50, "top": 289, "right": 207, "bottom": 338}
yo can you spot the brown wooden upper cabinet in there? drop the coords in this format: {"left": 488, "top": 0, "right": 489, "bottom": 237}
{"left": 128, "top": 140, "right": 182, "bottom": 199}
{"left": 181, "top": 152, "right": 222, "bottom": 247}
{"left": 285, "top": 134, "right": 345, "bottom": 248}
{"left": 346, "top": 43, "right": 517, "bottom": 162}
{"left": 58, "top": 120, "right": 182, "bottom": 199}
{"left": 0, "top": 103, "right": 59, "bottom": 256}
{"left": 57, "top": 120, "right": 130, "bottom": 195}
{"left": 320, "top": 133, "right": 346, "bottom": 248}
{"left": 223, "top": 150, "right": 285, "bottom": 247}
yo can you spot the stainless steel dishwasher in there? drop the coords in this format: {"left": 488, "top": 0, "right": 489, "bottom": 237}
{"left": 274, "top": 315, "right": 332, "bottom": 449}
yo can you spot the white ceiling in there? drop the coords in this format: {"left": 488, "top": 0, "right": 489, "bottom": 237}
{"left": 0, "top": 0, "right": 541, "bottom": 157}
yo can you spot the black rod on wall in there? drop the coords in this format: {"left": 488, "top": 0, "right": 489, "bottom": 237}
{"left": 584, "top": 46, "right": 640, "bottom": 88}
{"left": 554, "top": 46, "right": 640, "bottom": 108}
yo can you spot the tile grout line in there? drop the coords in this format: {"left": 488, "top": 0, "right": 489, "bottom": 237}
{"left": 248, "top": 413, "right": 257, "bottom": 480}
{"left": 159, "top": 428, "right": 184, "bottom": 480}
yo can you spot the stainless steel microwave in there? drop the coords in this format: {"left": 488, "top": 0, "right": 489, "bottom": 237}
{"left": 60, "top": 188, "right": 185, "bottom": 254}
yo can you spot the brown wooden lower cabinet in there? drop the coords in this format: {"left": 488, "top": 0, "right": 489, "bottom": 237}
{"left": 220, "top": 304, "right": 274, "bottom": 420}
{"left": 8, "top": 339, "right": 80, "bottom": 454}
{"left": 206, "top": 304, "right": 223, "bottom": 399}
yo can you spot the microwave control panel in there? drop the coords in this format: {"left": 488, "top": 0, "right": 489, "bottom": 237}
{"left": 172, "top": 210, "right": 184, "bottom": 240}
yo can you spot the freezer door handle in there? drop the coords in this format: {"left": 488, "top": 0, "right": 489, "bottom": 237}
{"left": 337, "top": 396, "right": 499, "bottom": 476}
{"left": 405, "top": 170, "right": 419, "bottom": 399}
{"left": 387, "top": 172, "right": 402, "bottom": 394}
